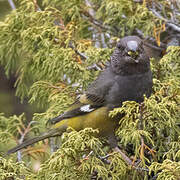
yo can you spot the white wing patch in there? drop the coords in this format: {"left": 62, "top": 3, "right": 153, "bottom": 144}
{"left": 80, "top": 104, "right": 94, "bottom": 112}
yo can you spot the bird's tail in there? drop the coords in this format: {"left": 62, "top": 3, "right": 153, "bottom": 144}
{"left": 7, "top": 124, "right": 67, "bottom": 154}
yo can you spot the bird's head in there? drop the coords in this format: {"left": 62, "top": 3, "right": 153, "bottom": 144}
{"left": 111, "top": 36, "right": 150, "bottom": 75}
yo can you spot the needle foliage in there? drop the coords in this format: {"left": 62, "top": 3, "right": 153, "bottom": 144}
{"left": 0, "top": 0, "right": 179, "bottom": 179}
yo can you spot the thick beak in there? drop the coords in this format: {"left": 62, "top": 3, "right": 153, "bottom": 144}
{"left": 127, "top": 40, "right": 140, "bottom": 63}
{"left": 127, "top": 50, "right": 139, "bottom": 63}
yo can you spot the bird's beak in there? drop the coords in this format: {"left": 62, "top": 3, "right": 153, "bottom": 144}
{"left": 128, "top": 51, "right": 139, "bottom": 63}
{"left": 127, "top": 40, "right": 140, "bottom": 63}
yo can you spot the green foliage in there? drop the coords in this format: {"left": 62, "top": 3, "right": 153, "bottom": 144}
{"left": 0, "top": 113, "right": 40, "bottom": 151}
{"left": 27, "top": 128, "right": 129, "bottom": 180}
{"left": 95, "top": 0, "right": 162, "bottom": 36}
{"left": 0, "top": 156, "right": 30, "bottom": 180}
{"left": 43, "top": 0, "right": 162, "bottom": 36}
{"left": 0, "top": 0, "right": 113, "bottom": 102}
{"left": 0, "top": 0, "right": 179, "bottom": 179}
{"left": 149, "top": 159, "right": 180, "bottom": 180}
{"left": 0, "top": 113, "right": 27, "bottom": 144}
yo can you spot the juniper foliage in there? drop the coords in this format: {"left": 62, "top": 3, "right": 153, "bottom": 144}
{"left": 0, "top": 0, "right": 179, "bottom": 179}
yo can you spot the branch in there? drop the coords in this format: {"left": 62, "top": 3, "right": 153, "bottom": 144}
{"left": 8, "top": 0, "right": 16, "bottom": 10}
{"left": 33, "top": 0, "right": 41, "bottom": 11}
{"left": 114, "top": 147, "right": 149, "bottom": 172}
{"left": 166, "top": 23, "right": 180, "bottom": 33}
{"left": 144, "top": 41, "right": 165, "bottom": 52}
{"left": 114, "top": 147, "right": 132, "bottom": 165}
{"left": 68, "top": 42, "right": 88, "bottom": 60}
{"left": 82, "top": 10, "right": 115, "bottom": 35}
{"left": 17, "top": 121, "right": 36, "bottom": 161}
{"left": 87, "top": 63, "right": 103, "bottom": 71}
{"left": 149, "top": 8, "right": 180, "bottom": 33}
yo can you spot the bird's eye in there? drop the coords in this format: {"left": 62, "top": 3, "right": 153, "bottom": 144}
{"left": 117, "top": 43, "right": 124, "bottom": 50}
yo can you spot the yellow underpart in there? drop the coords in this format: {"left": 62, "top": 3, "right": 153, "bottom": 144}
{"left": 53, "top": 107, "right": 116, "bottom": 136}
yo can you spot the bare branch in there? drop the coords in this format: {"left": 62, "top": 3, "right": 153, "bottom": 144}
{"left": 150, "top": 8, "right": 180, "bottom": 33}
{"left": 114, "top": 147, "right": 132, "bottom": 165}
{"left": 8, "top": 0, "right": 16, "bottom": 10}
{"left": 114, "top": 147, "right": 149, "bottom": 172}
{"left": 17, "top": 121, "right": 36, "bottom": 161}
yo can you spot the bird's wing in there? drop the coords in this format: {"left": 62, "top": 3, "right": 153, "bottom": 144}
{"left": 48, "top": 68, "right": 115, "bottom": 125}
{"left": 86, "top": 66, "right": 115, "bottom": 99}
{"left": 47, "top": 93, "right": 107, "bottom": 125}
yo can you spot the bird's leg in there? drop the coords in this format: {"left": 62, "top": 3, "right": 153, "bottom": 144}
{"left": 108, "top": 133, "right": 118, "bottom": 148}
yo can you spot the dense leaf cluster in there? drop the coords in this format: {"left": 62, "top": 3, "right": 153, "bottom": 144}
{"left": 0, "top": 0, "right": 179, "bottom": 179}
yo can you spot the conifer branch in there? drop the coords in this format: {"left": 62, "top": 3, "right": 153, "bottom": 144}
{"left": 68, "top": 42, "right": 88, "bottom": 60}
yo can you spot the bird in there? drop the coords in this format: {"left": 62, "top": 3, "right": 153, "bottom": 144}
{"left": 7, "top": 36, "right": 153, "bottom": 154}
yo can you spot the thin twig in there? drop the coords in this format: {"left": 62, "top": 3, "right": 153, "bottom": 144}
{"left": 114, "top": 147, "right": 149, "bottom": 172}
{"left": 134, "top": 28, "right": 166, "bottom": 52}
{"left": 144, "top": 41, "right": 165, "bottom": 51}
{"left": 68, "top": 42, "right": 88, "bottom": 60}
{"left": 87, "top": 63, "right": 103, "bottom": 71}
{"left": 17, "top": 121, "right": 36, "bottom": 161}
{"left": 149, "top": 8, "right": 180, "bottom": 33}
{"left": 8, "top": 0, "right": 16, "bottom": 10}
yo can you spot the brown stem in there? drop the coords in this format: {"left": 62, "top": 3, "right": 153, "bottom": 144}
{"left": 114, "top": 147, "right": 132, "bottom": 165}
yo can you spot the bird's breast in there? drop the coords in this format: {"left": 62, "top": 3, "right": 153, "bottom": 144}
{"left": 106, "top": 70, "right": 152, "bottom": 107}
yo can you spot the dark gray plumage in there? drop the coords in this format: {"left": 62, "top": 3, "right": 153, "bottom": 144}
{"left": 87, "top": 36, "right": 152, "bottom": 109}
{"left": 7, "top": 36, "right": 152, "bottom": 154}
